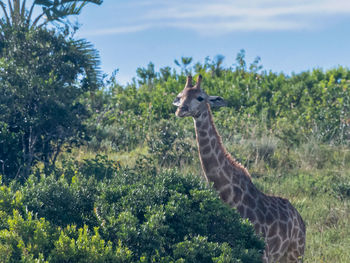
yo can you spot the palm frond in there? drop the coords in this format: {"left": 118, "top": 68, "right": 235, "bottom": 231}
{"left": 35, "top": 0, "right": 103, "bottom": 27}
{"left": 1, "top": 0, "right": 103, "bottom": 28}
{"left": 7, "top": 0, "right": 14, "bottom": 21}
{"left": 0, "top": 1, "right": 10, "bottom": 24}
{"left": 21, "top": 0, "right": 26, "bottom": 17}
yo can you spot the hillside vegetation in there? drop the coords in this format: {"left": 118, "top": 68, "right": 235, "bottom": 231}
{"left": 83, "top": 52, "right": 350, "bottom": 262}
{"left": 1, "top": 23, "right": 350, "bottom": 262}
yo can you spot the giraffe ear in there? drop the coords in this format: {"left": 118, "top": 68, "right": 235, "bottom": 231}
{"left": 208, "top": 96, "right": 227, "bottom": 108}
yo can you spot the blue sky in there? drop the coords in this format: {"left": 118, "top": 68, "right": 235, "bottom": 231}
{"left": 75, "top": 0, "right": 350, "bottom": 84}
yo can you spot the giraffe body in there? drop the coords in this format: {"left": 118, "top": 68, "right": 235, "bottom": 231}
{"left": 173, "top": 75, "right": 305, "bottom": 263}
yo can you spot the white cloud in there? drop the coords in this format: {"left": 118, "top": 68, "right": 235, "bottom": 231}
{"left": 79, "top": 24, "right": 152, "bottom": 37}
{"left": 80, "top": 0, "right": 350, "bottom": 36}
{"left": 145, "top": 0, "right": 350, "bottom": 19}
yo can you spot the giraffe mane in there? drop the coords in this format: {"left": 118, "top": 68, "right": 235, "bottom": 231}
{"left": 206, "top": 103, "right": 252, "bottom": 181}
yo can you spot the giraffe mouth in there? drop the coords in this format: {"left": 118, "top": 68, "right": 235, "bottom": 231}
{"left": 176, "top": 106, "right": 192, "bottom": 117}
{"left": 175, "top": 110, "right": 191, "bottom": 117}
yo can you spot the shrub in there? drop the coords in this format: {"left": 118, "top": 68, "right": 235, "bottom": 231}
{"left": 49, "top": 225, "right": 133, "bottom": 263}
{"left": 0, "top": 210, "right": 56, "bottom": 262}
{"left": 95, "top": 166, "right": 264, "bottom": 262}
{"left": 21, "top": 174, "right": 97, "bottom": 228}
{"left": 147, "top": 118, "right": 196, "bottom": 166}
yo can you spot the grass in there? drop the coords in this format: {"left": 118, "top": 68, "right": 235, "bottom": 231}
{"left": 229, "top": 138, "right": 350, "bottom": 262}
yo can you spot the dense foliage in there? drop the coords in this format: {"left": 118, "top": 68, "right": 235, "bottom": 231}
{"left": 89, "top": 51, "right": 349, "bottom": 158}
{"left": 0, "top": 156, "right": 264, "bottom": 262}
{"left": 0, "top": 24, "right": 100, "bottom": 182}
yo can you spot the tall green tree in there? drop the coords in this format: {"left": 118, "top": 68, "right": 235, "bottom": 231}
{"left": 0, "top": 24, "right": 100, "bottom": 182}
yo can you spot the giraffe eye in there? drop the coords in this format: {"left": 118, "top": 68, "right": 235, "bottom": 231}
{"left": 197, "top": 96, "right": 204, "bottom": 102}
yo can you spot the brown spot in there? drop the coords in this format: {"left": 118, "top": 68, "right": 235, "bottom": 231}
{"left": 202, "top": 112, "right": 208, "bottom": 118}
{"left": 280, "top": 240, "right": 289, "bottom": 253}
{"left": 288, "top": 221, "right": 293, "bottom": 238}
{"left": 249, "top": 186, "right": 258, "bottom": 199}
{"left": 231, "top": 175, "right": 240, "bottom": 186}
{"left": 218, "top": 152, "right": 225, "bottom": 163}
{"left": 201, "top": 145, "right": 211, "bottom": 155}
{"left": 240, "top": 179, "right": 247, "bottom": 191}
{"left": 243, "top": 194, "right": 256, "bottom": 209}
{"left": 256, "top": 209, "right": 265, "bottom": 223}
{"left": 293, "top": 250, "right": 301, "bottom": 259}
{"left": 266, "top": 211, "right": 274, "bottom": 225}
{"left": 279, "top": 209, "right": 288, "bottom": 222}
{"left": 298, "top": 229, "right": 304, "bottom": 239}
{"left": 211, "top": 138, "right": 217, "bottom": 148}
{"left": 298, "top": 237, "right": 304, "bottom": 246}
{"left": 212, "top": 174, "right": 230, "bottom": 190}
{"left": 269, "top": 236, "right": 281, "bottom": 253}
{"left": 202, "top": 155, "right": 219, "bottom": 173}
{"left": 254, "top": 223, "right": 261, "bottom": 234}
{"left": 289, "top": 241, "right": 297, "bottom": 251}
{"left": 223, "top": 164, "right": 232, "bottom": 175}
{"left": 269, "top": 206, "right": 277, "bottom": 217}
{"left": 293, "top": 218, "right": 298, "bottom": 226}
{"left": 196, "top": 121, "right": 202, "bottom": 128}
{"left": 237, "top": 205, "right": 245, "bottom": 216}
{"left": 246, "top": 208, "right": 256, "bottom": 222}
{"left": 232, "top": 165, "right": 246, "bottom": 177}
{"left": 271, "top": 201, "right": 278, "bottom": 210}
{"left": 233, "top": 186, "right": 243, "bottom": 203}
{"left": 257, "top": 199, "right": 267, "bottom": 211}
{"left": 268, "top": 222, "right": 278, "bottom": 237}
{"left": 279, "top": 222, "right": 287, "bottom": 239}
{"left": 288, "top": 255, "right": 297, "bottom": 261}
{"left": 199, "top": 138, "right": 210, "bottom": 146}
{"left": 279, "top": 198, "right": 289, "bottom": 209}
{"left": 220, "top": 187, "right": 231, "bottom": 202}
{"left": 199, "top": 131, "right": 207, "bottom": 137}
{"left": 202, "top": 121, "right": 209, "bottom": 130}
{"left": 215, "top": 142, "right": 220, "bottom": 154}
{"left": 209, "top": 128, "right": 216, "bottom": 137}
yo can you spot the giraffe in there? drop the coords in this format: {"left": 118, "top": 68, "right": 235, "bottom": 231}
{"left": 172, "top": 75, "right": 306, "bottom": 263}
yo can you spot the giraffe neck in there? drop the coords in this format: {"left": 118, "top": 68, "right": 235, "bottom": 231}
{"left": 193, "top": 103, "right": 261, "bottom": 207}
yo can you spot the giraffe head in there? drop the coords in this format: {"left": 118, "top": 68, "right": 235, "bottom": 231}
{"left": 173, "top": 75, "right": 226, "bottom": 118}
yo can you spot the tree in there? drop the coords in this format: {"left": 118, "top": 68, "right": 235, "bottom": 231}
{"left": 0, "top": 24, "right": 100, "bottom": 181}
{"left": 174, "top": 56, "right": 193, "bottom": 75}
{"left": 0, "top": 0, "right": 102, "bottom": 29}
{"left": 136, "top": 62, "right": 156, "bottom": 87}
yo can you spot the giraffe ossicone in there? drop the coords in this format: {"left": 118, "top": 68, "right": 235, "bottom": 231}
{"left": 173, "top": 75, "right": 306, "bottom": 263}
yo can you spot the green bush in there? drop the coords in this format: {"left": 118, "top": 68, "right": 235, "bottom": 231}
{"left": 147, "top": 118, "right": 196, "bottom": 166}
{"left": 95, "top": 165, "right": 264, "bottom": 262}
{"left": 21, "top": 174, "right": 97, "bottom": 228}
{"left": 49, "top": 225, "right": 133, "bottom": 263}
{"left": 0, "top": 210, "right": 56, "bottom": 262}
{"left": 0, "top": 156, "right": 264, "bottom": 262}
